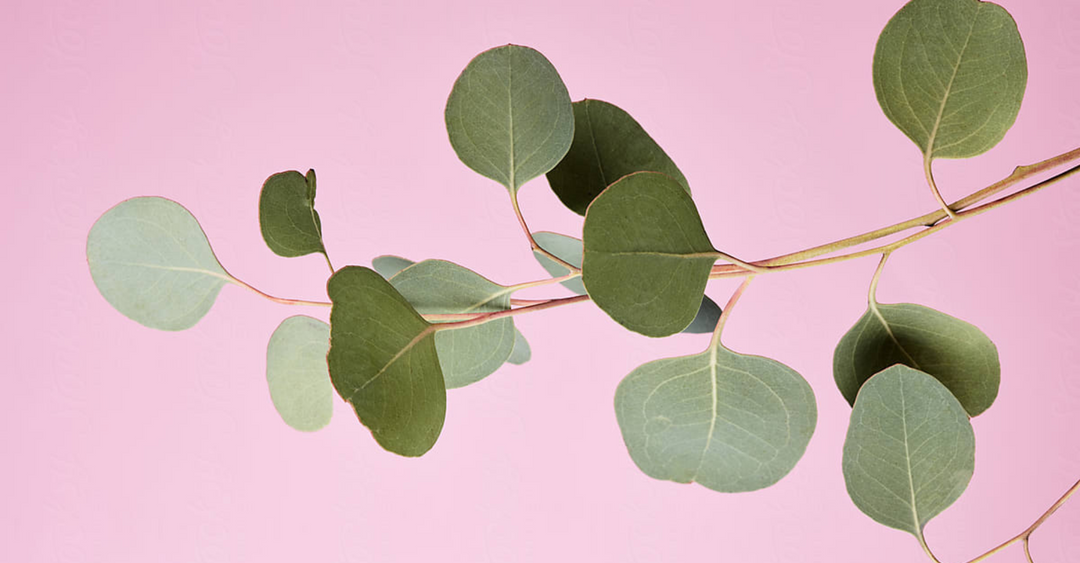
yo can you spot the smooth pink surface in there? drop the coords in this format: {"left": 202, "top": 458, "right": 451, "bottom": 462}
{"left": 7, "top": 1, "right": 1080, "bottom": 561}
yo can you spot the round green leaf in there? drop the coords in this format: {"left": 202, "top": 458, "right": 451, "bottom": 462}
{"left": 616, "top": 344, "right": 817, "bottom": 492}
{"left": 327, "top": 267, "right": 445, "bottom": 457}
{"left": 834, "top": 303, "right": 999, "bottom": 417}
{"left": 534, "top": 230, "right": 721, "bottom": 334}
{"left": 87, "top": 197, "right": 231, "bottom": 331}
{"left": 843, "top": 365, "right": 975, "bottom": 540}
{"left": 582, "top": 172, "right": 718, "bottom": 337}
{"left": 266, "top": 316, "right": 333, "bottom": 432}
{"left": 445, "top": 44, "right": 574, "bottom": 192}
{"left": 259, "top": 169, "right": 328, "bottom": 258}
{"left": 873, "top": 0, "right": 1027, "bottom": 160}
{"left": 390, "top": 260, "right": 516, "bottom": 388}
{"left": 546, "top": 99, "right": 689, "bottom": 215}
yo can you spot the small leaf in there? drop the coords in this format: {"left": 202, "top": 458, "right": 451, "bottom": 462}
{"left": 616, "top": 344, "right": 817, "bottom": 492}
{"left": 389, "top": 260, "right": 516, "bottom": 388}
{"left": 327, "top": 267, "right": 445, "bottom": 457}
{"left": 843, "top": 365, "right": 975, "bottom": 540}
{"left": 683, "top": 294, "right": 723, "bottom": 334}
{"left": 532, "top": 231, "right": 587, "bottom": 295}
{"left": 535, "top": 230, "right": 722, "bottom": 334}
{"left": 507, "top": 329, "right": 531, "bottom": 365}
{"left": 834, "top": 303, "right": 999, "bottom": 417}
{"left": 259, "top": 170, "right": 329, "bottom": 258}
{"left": 583, "top": 172, "right": 718, "bottom": 337}
{"left": 546, "top": 99, "right": 689, "bottom": 215}
{"left": 873, "top": 0, "right": 1027, "bottom": 160}
{"left": 372, "top": 255, "right": 416, "bottom": 279}
{"left": 266, "top": 316, "right": 333, "bottom": 432}
{"left": 445, "top": 44, "right": 575, "bottom": 193}
{"left": 87, "top": 197, "right": 231, "bottom": 331}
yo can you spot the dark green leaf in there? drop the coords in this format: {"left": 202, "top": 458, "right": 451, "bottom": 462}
{"left": 546, "top": 99, "right": 689, "bottom": 215}
{"left": 843, "top": 365, "right": 975, "bottom": 539}
{"left": 87, "top": 197, "right": 230, "bottom": 331}
{"left": 834, "top": 302, "right": 999, "bottom": 417}
{"left": 534, "top": 230, "right": 721, "bottom": 334}
{"left": 445, "top": 44, "right": 574, "bottom": 193}
{"left": 684, "top": 294, "right": 723, "bottom": 334}
{"left": 873, "top": 0, "right": 1027, "bottom": 159}
{"left": 616, "top": 343, "right": 816, "bottom": 492}
{"left": 327, "top": 267, "right": 445, "bottom": 457}
{"left": 259, "top": 170, "right": 329, "bottom": 258}
{"left": 266, "top": 316, "right": 333, "bottom": 432}
{"left": 582, "top": 172, "right": 718, "bottom": 337}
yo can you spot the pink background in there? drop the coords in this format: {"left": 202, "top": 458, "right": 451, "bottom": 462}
{"left": 6, "top": 1, "right": 1080, "bottom": 561}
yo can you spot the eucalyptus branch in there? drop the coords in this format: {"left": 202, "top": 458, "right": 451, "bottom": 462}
{"left": 710, "top": 146, "right": 1080, "bottom": 275}
{"left": 84, "top": 5, "right": 1080, "bottom": 561}
{"left": 962, "top": 477, "right": 1080, "bottom": 563}
{"left": 229, "top": 276, "right": 331, "bottom": 308}
{"left": 710, "top": 158, "right": 1080, "bottom": 280}
{"left": 429, "top": 295, "right": 590, "bottom": 328}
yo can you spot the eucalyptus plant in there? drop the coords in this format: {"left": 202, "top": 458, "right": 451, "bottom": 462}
{"left": 86, "top": 0, "right": 1079, "bottom": 560}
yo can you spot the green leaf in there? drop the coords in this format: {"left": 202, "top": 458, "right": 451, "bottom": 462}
{"left": 615, "top": 343, "right": 817, "bottom": 492}
{"left": 546, "top": 99, "right": 689, "bottom": 215}
{"left": 445, "top": 44, "right": 575, "bottom": 192}
{"left": 873, "top": 0, "right": 1027, "bottom": 160}
{"left": 582, "top": 172, "right": 718, "bottom": 337}
{"left": 534, "top": 230, "right": 721, "bottom": 334}
{"left": 327, "top": 266, "right": 445, "bottom": 457}
{"left": 389, "top": 260, "right": 516, "bottom": 388}
{"left": 258, "top": 170, "right": 329, "bottom": 259}
{"left": 507, "top": 329, "right": 531, "bottom": 365}
{"left": 532, "top": 231, "right": 587, "bottom": 295}
{"left": 266, "top": 316, "right": 333, "bottom": 432}
{"left": 834, "top": 303, "right": 999, "bottom": 417}
{"left": 843, "top": 365, "right": 975, "bottom": 540}
{"left": 372, "top": 255, "right": 416, "bottom": 279}
{"left": 87, "top": 197, "right": 231, "bottom": 331}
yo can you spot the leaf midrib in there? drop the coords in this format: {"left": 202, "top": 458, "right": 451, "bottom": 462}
{"left": 925, "top": 3, "right": 983, "bottom": 158}
{"left": 899, "top": 375, "right": 925, "bottom": 538}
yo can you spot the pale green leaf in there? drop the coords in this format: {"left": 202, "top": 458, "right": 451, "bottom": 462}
{"left": 507, "top": 329, "right": 531, "bottom": 365}
{"left": 445, "top": 44, "right": 574, "bottom": 192}
{"left": 390, "top": 260, "right": 516, "bottom": 388}
{"left": 372, "top": 255, "right": 416, "bottom": 279}
{"left": 834, "top": 302, "right": 999, "bottom": 417}
{"left": 616, "top": 344, "right": 817, "bottom": 492}
{"left": 266, "top": 316, "right": 333, "bottom": 432}
{"left": 532, "top": 231, "right": 587, "bottom": 295}
{"left": 87, "top": 197, "right": 231, "bottom": 331}
{"left": 873, "top": 0, "right": 1027, "bottom": 159}
{"left": 327, "top": 266, "right": 445, "bottom": 457}
{"left": 259, "top": 169, "right": 328, "bottom": 258}
{"left": 843, "top": 365, "right": 975, "bottom": 539}
{"left": 582, "top": 172, "right": 718, "bottom": 337}
{"left": 546, "top": 99, "right": 689, "bottom": 215}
